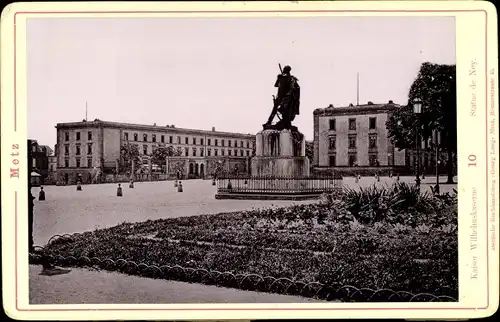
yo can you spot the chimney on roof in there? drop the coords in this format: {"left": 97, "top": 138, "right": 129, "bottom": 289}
{"left": 367, "top": 101, "right": 374, "bottom": 105}
{"left": 328, "top": 104, "right": 334, "bottom": 108}
{"left": 212, "top": 127, "right": 216, "bottom": 131}
{"left": 172, "top": 125, "right": 175, "bottom": 128}
{"left": 153, "top": 123, "right": 156, "bottom": 126}
{"left": 349, "top": 103, "right": 354, "bottom": 107}
{"left": 388, "top": 100, "right": 394, "bottom": 104}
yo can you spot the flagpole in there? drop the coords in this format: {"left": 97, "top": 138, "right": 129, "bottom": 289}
{"left": 356, "top": 72, "right": 359, "bottom": 106}
{"left": 85, "top": 101, "right": 88, "bottom": 121}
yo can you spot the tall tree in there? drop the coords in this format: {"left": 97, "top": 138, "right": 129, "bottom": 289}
{"left": 151, "top": 144, "right": 183, "bottom": 172}
{"left": 120, "top": 143, "right": 141, "bottom": 172}
{"left": 386, "top": 62, "right": 456, "bottom": 183}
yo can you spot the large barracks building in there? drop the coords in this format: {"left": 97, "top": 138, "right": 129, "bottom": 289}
{"left": 55, "top": 119, "right": 254, "bottom": 184}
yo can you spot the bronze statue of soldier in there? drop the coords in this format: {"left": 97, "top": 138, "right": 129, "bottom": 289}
{"left": 263, "top": 64, "right": 300, "bottom": 131}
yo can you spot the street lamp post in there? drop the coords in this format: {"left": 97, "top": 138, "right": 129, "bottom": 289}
{"left": 413, "top": 98, "right": 423, "bottom": 187}
{"left": 435, "top": 129, "right": 441, "bottom": 194}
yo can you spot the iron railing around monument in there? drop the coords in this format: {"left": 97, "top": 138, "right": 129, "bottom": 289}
{"left": 216, "top": 175, "right": 342, "bottom": 195}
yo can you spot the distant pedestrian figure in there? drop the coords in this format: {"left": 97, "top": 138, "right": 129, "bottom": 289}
{"left": 76, "top": 181, "right": 82, "bottom": 191}
{"left": 227, "top": 180, "right": 232, "bottom": 190}
{"left": 129, "top": 179, "right": 134, "bottom": 188}
{"left": 177, "top": 181, "right": 183, "bottom": 192}
{"left": 38, "top": 187, "right": 46, "bottom": 201}
{"left": 212, "top": 178, "right": 216, "bottom": 186}
{"left": 355, "top": 174, "right": 359, "bottom": 183}
{"left": 389, "top": 171, "right": 393, "bottom": 178}
{"left": 174, "top": 180, "right": 178, "bottom": 187}
{"left": 117, "top": 183, "right": 123, "bottom": 196}
{"left": 396, "top": 174, "right": 400, "bottom": 181}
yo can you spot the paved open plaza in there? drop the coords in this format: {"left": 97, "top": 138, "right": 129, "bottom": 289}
{"left": 31, "top": 176, "right": 457, "bottom": 246}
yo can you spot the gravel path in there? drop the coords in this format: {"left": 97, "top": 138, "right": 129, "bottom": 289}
{"left": 29, "top": 265, "right": 323, "bottom": 304}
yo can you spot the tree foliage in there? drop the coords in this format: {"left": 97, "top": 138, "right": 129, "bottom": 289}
{"left": 151, "top": 144, "right": 182, "bottom": 166}
{"left": 386, "top": 62, "right": 456, "bottom": 182}
{"left": 120, "top": 143, "right": 141, "bottom": 167}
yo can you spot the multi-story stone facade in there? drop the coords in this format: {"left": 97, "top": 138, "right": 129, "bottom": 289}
{"left": 55, "top": 119, "right": 255, "bottom": 184}
{"left": 313, "top": 101, "right": 408, "bottom": 174}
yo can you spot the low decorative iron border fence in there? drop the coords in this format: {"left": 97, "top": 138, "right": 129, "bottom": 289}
{"left": 216, "top": 175, "right": 343, "bottom": 194}
{"left": 30, "top": 234, "right": 457, "bottom": 303}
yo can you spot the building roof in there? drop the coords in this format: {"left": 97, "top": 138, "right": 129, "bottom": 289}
{"left": 313, "top": 100, "right": 401, "bottom": 116}
{"left": 55, "top": 120, "right": 255, "bottom": 139}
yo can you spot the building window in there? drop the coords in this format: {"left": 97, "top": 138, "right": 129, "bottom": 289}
{"left": 87, "top": 157, "right": 93, "bottom": 168}
{"left": 76, "top": 132, "right": 81, "bottom": 141}
{"left": 65, "top": 132, "right": 69, "bottom": 141}
{"left": 208, "top": 138, "right": 211, "bottom": 146}
{"left": 214, "top": 149, "right": 218, "bottom": 156}
{"left": 76, "top": 145, "right": 81, "bottom": 155}
{"left": 184, "top": 137, "right": 188, "bottom": 144}
{"left": 134, "top": 133, "right": 138, "bottom": 141}
{"left": 161, "top": 135, "right": 165, "bottom": 143}
{"left": 215, "top": 139, "right": 218, "bottom": 146}
{"left": 208, "top": 149, "right": 211, "bottom": 156}
{"left": 143, "top": 145, "right": 148, "bottom": 155}
{"left": 329, "top": 136, "right": 336, "bottom": 150}
{"left": 143, "top": 134, "right": 148, "bottom": 142}
{"left": 369, "top": 117, "right": 377, "bottom": 129}
{"left": 185, "top": 147, "right": 189, "bottom": 156}
{"left": 193, "top": 137, "right": 196, "bottom": 145}
{"left": 349, "top": 118, "right": 356, "bottom": 130}
{"left": 240, "top": 150, "right": 244, "bottom": 156}
{"left": 200, "top": 138, "right": 204, "bottom": 145}
{"left": 222, "top": 149, "right": 225, "bottom": 156}
{"left": 228, "top": 150, "right": 231, "bottom": 156}
{"left": 247, "top": 141, "right": 250, "bottom": 148}
{"left": 200, "top": 149, "right": 204, "bottom": 157}
{"left": 222, "top": 139, "right": 225, "bottom": 147}
{"left": 169, "top": 136, "right": 173, "bottom": 143}
{"left": 192, "top": 148, "right": 197, "bottom": 157}
{"left": 76, "top": 158, "right": 81, "bottom": 168}
{"left": 369, "top": 153, "right": 379, "bottom": 166}
{"left": 329, "top": 154, "right": 336, "bottom": 167}
{"left": 228, "top": 140, "right": 232, "bottom": 147}
{"left": 64, "top": 144, "right": 69, "bottom": 155}
{"left": 87, "top": 143, "right": 92, "bottom": 154}
{"left": 88, "top": 131, "right": 92, "bottom": 140}
{"left": 348, "top": 153, "right": 357, "bottom": 167}
{"left": 369, "top": 134, "right": 377, "bottom": 149}
{"left": 240, "top": 141, "right": 243, "bottom": 148}
{"left": 329, "top": 119, "right": 336, "bottom": 131}
{"left": 152, "top": 134, "right": 156, "bottom": 142}
{"left": 125, "top": 132, "right": 129, "bottom": 141}
{"left": 64, "top": 158, "right": 69, "bottom": 168}
{"left": 348, "top": 135, "right": 357, "bottom": 149}
{"left": 177, "top": 136, "right": 181, "bottom": 144}
{"left": 246, "top": 150, "right": 250, "bottom": 156}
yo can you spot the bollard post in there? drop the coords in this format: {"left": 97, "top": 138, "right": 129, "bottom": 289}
{"left": 117, "top": 183, "right": 123, "bottom": 196}
{"left": 129, "top": 179, "right": 134, "bottom": 188}
{"left": 177, "top": 181, "right": 183, "bottom": 192}
{"left": 76, "top": 181, "right": 82, "bottom": 191}
{"left": 38, "top": 187, "right": 46, "bottom": 201}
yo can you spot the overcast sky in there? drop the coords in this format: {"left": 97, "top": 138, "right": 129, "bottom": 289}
{"left": 27, "top": 16, "right": 455, "bottom": 148}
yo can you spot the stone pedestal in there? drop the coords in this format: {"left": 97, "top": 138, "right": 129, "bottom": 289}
{"left": 251, "top": 129, "right": 310, "bottom": 177}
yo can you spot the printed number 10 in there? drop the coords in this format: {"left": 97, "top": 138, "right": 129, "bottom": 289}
{"left": 468, "top": 154, "right": 477, "bottom": 167}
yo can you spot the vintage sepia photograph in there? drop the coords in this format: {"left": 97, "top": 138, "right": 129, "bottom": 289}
{"left": 25, "top": 14, "right": 460, "bottom": 305}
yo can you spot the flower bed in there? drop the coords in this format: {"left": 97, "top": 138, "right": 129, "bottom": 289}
{"left": 35, "top": 182, "right": 458, "bottom": 301}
